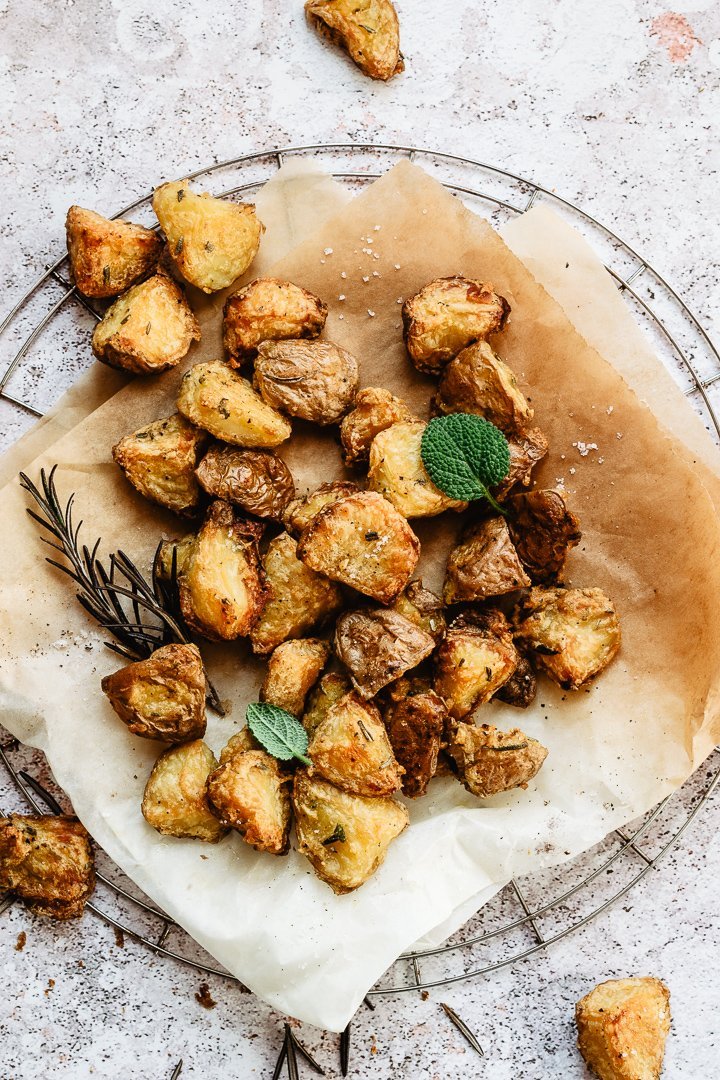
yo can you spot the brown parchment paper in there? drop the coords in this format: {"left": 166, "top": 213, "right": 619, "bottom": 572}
{"left": 1, "top": 161, "right": 720, "bottom": 1030}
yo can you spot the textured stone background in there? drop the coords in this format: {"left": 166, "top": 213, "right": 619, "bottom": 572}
{"left": 1, "top": 1, "right": 719, "bottom": 1076}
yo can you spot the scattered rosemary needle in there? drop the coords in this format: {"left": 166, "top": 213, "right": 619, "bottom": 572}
{"left": 440, "top": 1002, "right": 484, "bottom": 1057}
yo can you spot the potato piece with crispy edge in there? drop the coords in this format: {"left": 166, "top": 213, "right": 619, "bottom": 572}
{"left": 305, "top": 0, "right": 403, "bottom": 81}
{"left": 219, "top": 727, "right": 260, "bottom": 763}
{"left": 391, "top": 579, "right": 446, "bottom": 645}
{"left": 507, "top": 489, "right": 582, "bottom": 584}
{"left": 196, "top": 445, "right": 295, "bottom": 521}
{"left": 302, "top": 672, "right": 353, "bottom": 736}
{"left": 576, "top": 977, "right": 671, "bottom": 1080}
{"left": 448, "top": 722, "right": 548, "bottom": 798}
{"left": 434, "top": 610, "right": 519, "bottom": 720}
{"left": 514, "top": 586, "right": 621, "bottom": 691}
{"left": 402, "top": 277, "right": 510, "bottom": 374}
{"left": 153, "top": 181, "right": 262, "bottom": 293}
{"left": 293, "top": 771, "right": 408, "bottom": 894}
{"left": 283, "top": 481, "right": 361, "bottom": 537}
{"left": 433, "top": 340, "right": 533, "bottom": 434}
{"left": 254, "top": 340, "right": 359, "bottom": 425}
{"left": 112, "top": 413, "right": 209, "bottom": 517}
{"left": 340, "top": 386, "right": 414, "bottom": 467}
{"left": 66, "top": 206, "right": 162, "bottom": 298}
{"left": 223, "top": 278, "right": 327, "bottom": 366}
{"left": 260, "top": 638, "right": 330, "bottom": 717}
{"left": 297, "top": 490, "right": 420, "bottom": 604}
{"left": 368, "top": 420, "right": 467, "bottom": 518}
{"left": 309, "top": 692, "right": 403, "bottom": 796}
{"left": 250, "top": 532, "right": 344, "bottom": 655}
{"left": 177, "top": 361, "right": 292, "bottom": 448}
{"left": 443, "top": 516, "right": 530, "bottom": 604}
{"left": 494, "top": 426, "right": 549, "bottom": 498}
{"left": 0, "top": 815, "right": 95, "bottom": 919}
{"left": 178, "top": 501, "right": 267, "bottom": 641}
{"left": 334, "top": 607, "right": 436, "bottom": 699}
{"left": 494, "top": 648, "right": 538, "bottom": 709}
{"left": 382, "top": 686, "right": 447, "bottom": 798}
{"left": 101, "top": 643, "right": 206, "bottom": 743}
{"left": 206, "top": 749, "right": 291, "bottom": 854}
{"left": 154, "top": 534, "right": 196, "bottom": 582}
{"left": 142, "top": 740, "right": 227, "bottom": 842}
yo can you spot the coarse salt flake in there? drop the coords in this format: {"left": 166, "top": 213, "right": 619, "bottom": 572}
{"left": 373, "top": 225, "right": 381, "bottom": 231}
{"left": 372, "top": 271, "right": 380, "bottom": 277}
{"left": 338, "top": 294, "right": 346, "bottom": 301}
{"left": 340, "top": 271, "right": 347, "bottom": 279}
{"left": 324, "top": 247, "right": 333, "bottom": 256}
{"left": 394, "top": 264, "right": 401, "bottom": 270}
{"left": 362, "top": 275, "right": 370, "bottom": 283}
{"left": 367, "top": 309, "right": 376, "bottom": 317}
{"left": 607, "top": 405, "right": 614, "bottom": 415}
{"left": 572, "top": 441, "right": 599, "bottom": 457}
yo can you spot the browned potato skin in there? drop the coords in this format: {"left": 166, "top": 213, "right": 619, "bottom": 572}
{"left": 507, "top": 489, "right": 582, "bottom": 584}
{"left": 260, "top": 638, "right": 330, "bottom": 716}
{"left": 206, "top": 749, "right": 291, "bottom": 854}
{"left": 433, "top": 340, "right": 533, "bottom": 434}
{"left": 66, "top": 206, "right": 162, "bottom": 298}
{"left": 284, "top": 481, "right": 361, "bottom": 537}
{"left": 340, "top": 387, "right": 414, "bottom": 467}
{"left": 101, "top": 643, "right": 206, "bottom": 743}
{"left": 391, "top": 580, "right": 446, "bottom": 645}
{"left": 434, "top": 610, "right": 519, "bottom": 720}
{"left": 302, "top": 672, "right": 352, "bottom": 735}
{"left": 448, "top": 722, "right": 548, "bottom": 798}
{"left": 305, "top": 0, "right": 404, "bottom": 81}
{"left": 177, "top": 361, "right": 292, "bottom": 448}
{"left": 254, "top": 340, "right": 359, "bottom": 425}
{"left": 112, "top": 413, "right": 209, "bottom": 517}
{"left": 196, "top": 445, "right": 295, "bottom": 521}
{"left": 382, "top": 687, "right": 447, "bottom": 798}
{"left": 223, "top": 278, "right": 327, "bottom": 366}
{"left": 0, "top": 815, "right": 95, "bottom": 919}
{"left": 142, "top": 740, "right": 228, "bottom": 842}
{"left": 402, "top": 277, "right": 510, "bottom": 374}
{"left": 576, "top": 978, "right": 671, "bottom": 1080}
{"left": 494, "top": 649, "right": 537, "bottom": 709}
{"left": 494, "top": 426, "right": 549, "bottom": 498}
{"left": 334, "top": 607, "right": 436, "bottom": 699}
{"left": 443, "top": 516, "right": 530, "bottom": 604}
{"left": 309, "top": 692, "right": 404, "bottom": 797}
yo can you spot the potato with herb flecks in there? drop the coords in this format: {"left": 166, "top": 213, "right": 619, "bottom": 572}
{"left": 112, "top": 413, "right": 209, "bottom": 517}
{"left": 390, "top": 580, "right": 446, "bottom": 645}
{"left": 433, "top": 340, "right": 533, "bottom": 434}
{"left": 223, "top": 278, "right": 327, "bottom": 366}
{"left": 177, "top": 361, "right": 292, "bottom": 448}
{"left": 434, "top": 611, "right": 519, "bottom": 720}
{"left": 448, "top": 722, "right": 548, "bottom": 798}
{"left": 302, "top": 672, "right": 353, "bottom": 736}
{"left": 206, "top": 748, "right": 291, "bottom": 854}
{"left": 443, "top": 516, "right": 530, "bottom": 604}
{"left": 0, "top": 815, "right": 95, "bottom": 919}
{"left": 309, "top": 692, "right": 403, "bottom": 797}
{"left": 340, "top": 387, "right": 414, "bottom": 467}
{"left": 494, "top": 426, "right": 549, "bottom": 498}
{"left": 576, "top": 977, "right": 671, "bottom": 1080}
{"left": 260, "top": 638, "right": 330, "bottom": 717}
{"left": 334, "top": 607, "right": 436, "bottom": 699}
{"left": 101, "top": 643, "right": 206, "bottom": 743}
{"left": 382, "top": 685, "right": 447, "bottom": 799}
{"left": 283, "top": 481, "right": 361, "bottom": 537}
{"left": 368, "top": 420, "right": 467, "bottom": 518}
{"left": 142, "top": 740, "right": 228, "bottom": 842}
{"left": 196, "top": 446, "right": 295, "bottom": 521}
{"left": 154, "top": 534, "right": 197, "bottom": 583}
{"left": 403, "top": 277, "right": 510, "bottom": 374}
{"left": 507, "top": 489, "right": 582, "bottom": 584}
{"left": 305, "top": 0, "right": 404, "bottom": 81}
{"left": 254, "top": 340, "right": 359, "bottom": 425}
{"left": 66, "top": 206, "right": 162, "bottom": 298}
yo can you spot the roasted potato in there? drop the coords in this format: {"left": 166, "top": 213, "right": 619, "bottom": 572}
{"left": 177, "top": 361, "right": 292, "bottom": 448}
{"left": 334, "top": 607, "right": 436, "bottom": 699}
{"left": 302, "top": 672, "right": 353, "bottom": 736}
{"left": 402, "top": 277, "right": 510, "bottom": 374}
{"left": 443, "top": 516, "right": 530, "bottom": 604}
{"left": 576, "top": 977, "right": 671, "bottom": 1080}
{"left": 305, "top": 0, "right": 403, "bottom": 81}
{"left": 250, "top": 532, "right": 344, "bottom": 655}
{"left": 391, "top": 580, "right": 446, "bottom": 645}
{"left": 223, "top": 278, "right": 327, "bottom": 366}
{"left": 494, "top": 649, "right": 537, "bottom": 709}
{"left": 142, "top": 740, "right": 227, "bottom": 842}
{"left": 293, "top": 772, "right": 409, "bottom": 894}
{"left": 448, "top": 722, "right": 548, "bottom": 798}
{"left": 367, "top": 420, "right": 468, "bottom": 518}
{"left": 178, "top": 501, "right": 267, "bottom": 641}
{"left": 297, "top": 490, "right": 420, "bottom": 604}
{"left": 260, "top": 638, "right": 330, "bottom": 716}
{"left": 433, "top": 340, "right": 533, "bottom": 434}
{"left": 101, "top": 643, "right": 206, "bottom": 743}
{"left": 206, "top": 749, "right": 291, "bottom": 854}
{"left": 112, "top": 412, "right": 209, "bottom": 517}
{"left": 154, "top": 533, "right": 196, "bottom": 581}
{"left": 196, "top": 445, "right": 295, "bottom": 521}
{"left": 219, "top": 726, "right": 260, "bottom": 762}
{"left": 284, "top": 481, "right": 361, "bottom": 537}
{"left": 0, "top": 815, "right": 95, "bottom": 919}
{"left": 309, "top": 692, "right": 403, "bottom": 796}
{"left": 152, "top": 180, "right": 262, "bottom": 293}
{"left": 494, "top": 426, "right": 549, "bottom": 498}
{"left": 254, "top": 340, "right": 359, "bottom": 425}
{"left": 91, "top": 272, "right": 200, "bottom": 375}
{"left": 434, "top": 610, "right": 519, "bottom": 720}
{"left": 340, "top": 386, "right": 414, "bottom": 467}
{"left": 382, "top": 685, "right": 447, "bottom": 798}
{"left": 507, "top": 489, "right": 582, "bottom": 583}
{"left": 514, "top": 586, "right": 621, "bottom": 691}
{"left": 66, "top": 205, "right": 162, "bottom": 298}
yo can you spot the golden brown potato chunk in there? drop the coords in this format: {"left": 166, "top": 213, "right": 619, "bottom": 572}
{"left": 340, "top": 387, "right": 414, "bottom": 467}
{"left": 177, "top": 361, "right": 292, "bottom": 448}
{"left": 443, "top": 516, "right": 530, "bottom": 604}
{"left": 309, "top": 692, "right": 403, "bottom": 796}
{"left": 219, "top": 727, "right": 260, "bottom": 763}
{"left": 223, "top": 278, "right": 327, "bottom": 366}
{"left": 507, "top": 489, "right": 582, "bottom": 584}
{"left": 382, "top": 687, "right": 448, "bottom": 798}
{"left": 284, "top": 481, "right": 361, "bottom": 537}
{"left": 112, "top": 413, "right": 209, "bottom": 517}
{"left": 368, "top": 420, "right": 468, "bottom": 518}
{"left": 154, "top": 533, "right": 196, "bottom": 582}
{"left": 178, "top": 501, "right": 267, "bottom": 641}
{"left": 250, "top": 532, "right": 344, "bottom": 655}
{"left": 391, "top": 580, "right": 446, "bottom": 645}
{"left": 448, "top": 722, "right": 548, "bottom": 798}
{"left": 334, "top": 607, "right": 436, "bottom": 699}
{"left": 66, "top": 206, "right": 162, "bottom": 298}
{"left": 142, "top": 740, "right": 227, "bottom": 842}
{"left": 206, "top": 749, "right": 291, "bottom": 854}
{"left": 196, "top": 445, "right": 295, "bottom": 521}
{"left": 515, "top": 587, "right": 621, "bottom": 691}
{"left": 433, "top": 340, "right": 533, "bottom": 434}
{"left": 0, "top": 815, "right": 95, "bottom": 919}
{"left": 260, "top": 638, "right": 330, "bottom": 717}
{"left": 293, "top": 772, "right": 408, "bottom": 893}
{"left": 434, "top": 611, "right": 519, "bottom": 719}
{"left": 101, "top": 643, "right": 206, "bottom": 743}
{"left": 297, "top": 490, "right": 420, "bottom": 604}
{"left": 305, "top": 0, "right": 403, "bottom": 81}
{"left": 153, "top": 180, "right": 262, "bottom": 293}
{"left": 495, "top": 426, "right": 549, "bottom": 498}
{"left": 302, "top": 672, "right": 353, "bottom": 736}
{"left": 91, "top": 272, "right": 200, "bottom": 375}
{"left": 494, "top": 650, "right": 537, "bottom": 709}
{"left": 403, "top": 277, "right": 510, "bottom": 374}
{"left": 576, "top": 978, "right": 671, "bottom": 1080}
{"left": 254, "top": 340, "right": 359, "bottom": 425}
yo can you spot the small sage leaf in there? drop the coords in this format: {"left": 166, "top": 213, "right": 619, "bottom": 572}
{"left": 246, "top": 702, "right": 311, "bottom": 766}
{"left": 421, "top": 413, "right": 510, "bottom": 514}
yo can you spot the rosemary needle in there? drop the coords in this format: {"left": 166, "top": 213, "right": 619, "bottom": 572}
{"left": 440, "top": 1002, "right": 484, "bottom": 1057}
{"left": 288, "top": 1027, "right": 325, "bottom": 1075}
{"left": 340, "top": 1022, "right": 351, "bottom": 1076}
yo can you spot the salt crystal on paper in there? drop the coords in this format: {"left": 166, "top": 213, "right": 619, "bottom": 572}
{"left": 607, "top": 405, "right": 614, "bottom": 415}
{"left": 368, "top": 309, "right": 376, "bottom": 317}
{"left": 573, "top": 441, "right": 599, "bottom": 457}
{"left": 338, "top": 295, "right": 346, "bottom": 301}
{"left": 324, "top": 247, "right": 333, "bottom": 255}
{"left": 362, "top": 275, "right": 370, "bottom": 283}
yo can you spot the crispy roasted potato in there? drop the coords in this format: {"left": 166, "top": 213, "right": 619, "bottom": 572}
{"left": 0, "top": 815, "right": 95, "bottom": 919}
{"left": 514, "top": 587, "right": 621, "bottom": 691}
{"left": 254, "top": 340, "right": 359, "bottom": 425}
{"left": 382, "top": 686, "right": 447, "bottom": 798}
{"left": 576, "top": 978, "right": 671, "bottom": 1080}
{"left": 154, "top": 533, "right": 196, "bottom": 581}
{"left": 443, "top": 516, "right": 530, "bottom": 604}
{"left": 433, "top": 340, "right": 533, "bottom": 434}
{"left": 250, "top": 532, "right": 344, "bottom": 655}
{"left": 152, "top": 180, "right": 262, "bottom": 293}
{"left": 66, "top": 206, "right": 162, "bottom": 298}
{"left": 340, "top": 386, "right": 414, "bottom": 467}
{"left": 302, "top": 672, "right": 352, "bottom": 736}
{"left": 494, "top": 649, "right": 537, "bottom": 709}
{"left": 196, "top": 445, "right": 295, "bottom": 521}
{"left": 368, "top": 420, "right": 468, "bottom": 518}
{"left": 309, "top": 692, "right": 403, "bottom": 796}
{"left": 284, "top": 481, "right": 361, "bottom": 537}
{"left": 495, "top": 426, "right": 549, "bottom": 498}
{"left": 178, "top": 500, "right": 267, "bottom": 641}
{"left": 434, "top": 610, "right": 519, "bottom": 719}
{"left": 206, "top": 749, "right": 291, "bottom": 854}
{"left": 101, "top": 643, "right": 206, "bottom": 743}
{"left": 448, "top": 722, "right": 548, "bottom": 798}
{"left": 223, "top": 278, "right": 327, "bottom": 366}
{"left": 297, "top": 490, "right": 420, "bottom": 604}
{"left": 112, "top": 413, "right": 209, "bottom": 516}
{"left": 219, "top": 727, "right": 260, "bottom": 762}
{"left": 177, "top": 361, "right": 292, "bottom": 448}
{"left": 507, "top": 489, "right": 582, "bottom": 583}
{"left": 305, "top": 0, "right": 403, "bottom": 81}
{"left": 334, "top": 607, "right": 436, "bottom": 699}
{"left": 260, "top": 638, "right": 330, "bottom": 716}
{"left": 391, "top": 580, "right": 446, "bottom": 645}
{"left": 142, "top": 740, "right": 227, "bottom": 842}
{"left": 293, "top": 771, "right": 409, "bottom": 893}
{"left": 402, "top": 277, "right": 510, "bottom": 374}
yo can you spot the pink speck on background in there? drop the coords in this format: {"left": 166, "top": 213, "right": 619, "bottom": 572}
{"left": 650, "top": 12, "right": 702, "bottom": 62}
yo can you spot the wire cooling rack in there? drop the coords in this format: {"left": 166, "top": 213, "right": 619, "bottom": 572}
{"left": 1, "top": 143, "right": 719, "bottom": 997}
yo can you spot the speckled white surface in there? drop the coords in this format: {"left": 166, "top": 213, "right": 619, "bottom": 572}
{"left": 1, "top": 1, "right": 720, "bottom": 1077}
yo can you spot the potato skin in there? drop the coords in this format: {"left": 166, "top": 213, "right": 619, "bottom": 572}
{"left": 443, "top": 516, "right": 530, "bottom": 604}
{"left": 402, "top": 277, "right": 510, "bottom": 374}
{"left": 0, "top": 815, "right": 95, "bottom": 919}
{"left": 284, "top": 481, "right": 361, "bottom": 537}
{"left": 576, "top": 977, "right": 671, "bottom": 1080}
{"left": 382, "top": 687, "right": 447, "bottom": 798}
{"left": 302, "top": 672, "right": 352, "bottom": 735}
{"left": 142, "top": 740, "right": 228, "bottom": 842}
{"left": 434, "top": 611, "right": 519, "bottom": 720}
{"left": 177, "top": 361, "right": 292, "bottom": 448}
{"left": 112, "top": 412, "right": 209, "bottom": 516}
{"left": 223, "top": 278, "right": 327, "bottom": 366}
{"left": 260, "top": 638, "right": 330, "bottom": 716}
{"left": 305, "top": 0, "right": 403, "bottom": 81}
{"left": 447, "top": 722, "right": 548, "bottom": 798}
{"left": 334, "top": 607, "right": 436, "bottom": 699}
{"left": 101, "top": 643, "right": 206, "bottom": 743}
{"left": 494, "top": 649, "right": 537, "bottom": 709}
{"left": 309, "top": 692, "right": 404, "bottom": 796}
{"left": 254, "top": 340, "right": 359, "bottom": 425}
{"left": 495, "top": 426, "right": 549, "bottom": 498}
{"left": 433, "top": 340, "right": 533, "bottom": 434}
{"left": 66, "top": 205, "right": 162, "bottom": 298}
{"left": 206, "top": 749, "right": 291, "bottom": 854}
{"left": 391, "top": 580, "right": 446, "bottom": 645}
{"left": 340, "top": 386, "right": 414, "bottom": 467}
{"left": 368, "top": 420, "right": 467, "bottom": 518}
{"left": 507, "top": 489, "right": 582, "bottom": 584}
{"left": 196, "top": 445, "right": 295, "bottom": 521}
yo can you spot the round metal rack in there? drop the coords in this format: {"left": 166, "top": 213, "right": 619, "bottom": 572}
{"left": 1, "top": 143, "right": 719, "bottom": 997}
